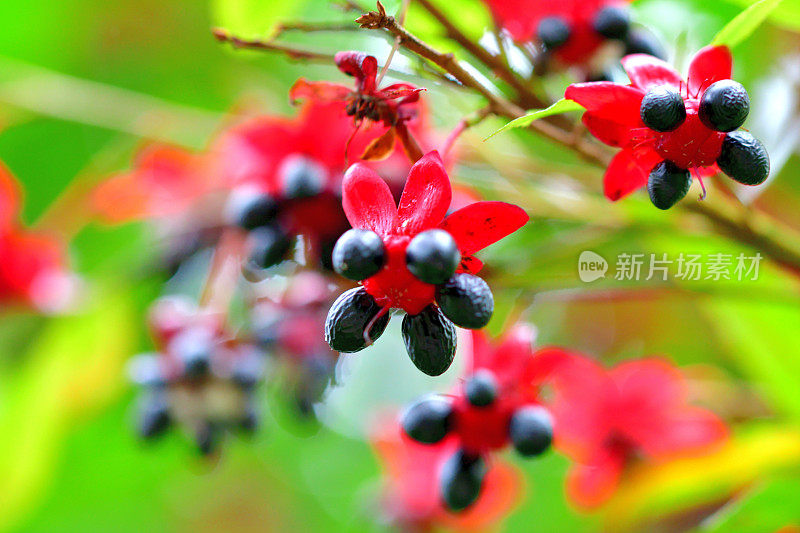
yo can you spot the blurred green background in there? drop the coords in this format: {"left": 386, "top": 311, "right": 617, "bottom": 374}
{"left": 1, "top": 0, "right": 800, "bottom": 531}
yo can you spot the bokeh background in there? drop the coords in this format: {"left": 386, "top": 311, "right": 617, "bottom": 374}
{"left": 1, "top": 0, "right": 800, "bottom": 531}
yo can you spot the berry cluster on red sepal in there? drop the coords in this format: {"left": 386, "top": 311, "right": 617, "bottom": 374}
{"left": 401, "top": 327, "right": 552, "bottom": 511}
{"left": 483, "top": 0, "right": 664, "bottom": 72}
{"left": 129, "top": 296, "right": 267, "bottom": 455}
{"left": 324, "top": 151, "right": 529, "bottom": 376}
{"left": 566, "top": 45, "right": 770, "bottom": 209}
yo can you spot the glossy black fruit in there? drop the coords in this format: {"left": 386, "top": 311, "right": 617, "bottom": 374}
{"left": 436, "top": 273, "right": 494, "bottom": 329}
{"left": 332, "top": 228, "right": 386, "bottom": 281}
{"left": 439, "top": 450, "right": 487, "bottom": 512}
{"left": 406, "top": 229, "right": 461, "bottom": 285}
{"left": 699, "top": 80, "right": 750, "bottom": 132}
{"left": 280, "top": 155, "right": 326, "bottom": 199}
{"left": 195, "top": 423, "right": 219, "bottom": 456}
{"left": 172, "top": 328, "right": 213, "bottom": 378}
{"left": 231, "top": 351, "right": 265, "bottom": 390}
{"left": 647, "top": 160, "right": 692, "bottom": 210}
{"left": 234, "top": 193, "right": 279, "bottom": 230}
{"left": 325, "top": 287, "right": 390, "bottom": 353}
{"left": 624, "top": 29, "right": 666, "bottom": 59}
{"left": 640, "top": 86, "right": 686, "bottom": 132}
{"left": 401, "top": 395, "right": 454, "bottom": 444}
{"left": 509, "top": 406, "right": 553, "bottom": 457}
{"left": 465, "top": 370, "right": 498, "bottom": 408}
{"left": 717, "top": 130, "right": 770, "bottom": 185}
{"left": 249, "top": 225, "right": 292, "bottom": 269}
{"left": 593, "top": 5, "right": 630, "bottom": 39}
{"left": 537, "top": 16, "right": 571, "bottom": 49}
{"left": 402, "top": 306, "right": 457, "bottom": 377}
{"left": 138, "top": 393, "right": 171, "bottom": 439}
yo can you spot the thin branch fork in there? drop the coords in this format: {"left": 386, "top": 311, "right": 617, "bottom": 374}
{"left": 212, "top": 28, "right": 336, "bottom": 62}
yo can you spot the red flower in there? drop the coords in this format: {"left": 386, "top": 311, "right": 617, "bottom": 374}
{"left": 484, "top": 0, "right": 633, "bottom": 65}
{"left": 291, "top": 51, "right": 423, "bottom": 161}
{"left": 529, "top": 349, "right": 728, "bottom": 508}
{"left": 451, "top": 326, "right": 542, "bottom": 454}
{"left": 565, "top": 46, "right": 735, "bottom": 201}
{"left": 0, "top": 162, "right": 74, "bottom": 311}
{"left": 342, "top": 151, "right": 528, "bottom": 314}
{"left": 371, "top": 423, "right": 523, "bottom": 531}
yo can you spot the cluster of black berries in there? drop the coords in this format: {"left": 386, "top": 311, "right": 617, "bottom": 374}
{"left": 401, "top": 368, "right": 553, "bottom": 510}
{"left": 640, "top": 80, "right": 769, "bottom": 209}
{"left": 325, "top": 227, "right": 494, "bottom": 376}
{"left": 226, "top": 155, "right": 348, "bottom": 271}
{"left": 130, "top": 296, "right": 267, "bottom": 455}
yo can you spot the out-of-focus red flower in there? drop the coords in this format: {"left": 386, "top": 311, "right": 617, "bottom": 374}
{"left": 484, "top": 0, "right": 633, "bottom": 64}
{"left": 529, "top": 349, "right": 729, "bottom": 508}
{"left": 566, "top": 46, "right": 733, "bottom": 200}
{"left": 0, "top": 162, "right": 74, "bottom": 312}
{"left": 291, "top": 51, "right": 423, "bottom": 161}
{"left": 343, "top": 151, "right": 528, "bottom": 314}
{"left": 371, "top": 423, "right": 523, "bottom": 532}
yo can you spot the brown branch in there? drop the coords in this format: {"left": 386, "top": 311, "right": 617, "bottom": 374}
{"left": 212, "top": 28, "right": 336, "bottom": 62}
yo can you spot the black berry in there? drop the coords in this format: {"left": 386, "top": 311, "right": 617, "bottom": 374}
{"left": 717, "top": 130, "right": 770, "bottom": 185}
{"left": 137, "top": 392, "right": 171, "bottom": 439}
{"left": 325, "top": 287, "right": 390, "bottom": 353}
{"left": 436, "top": 273, "right": 494, "bottom": 329}
{"left": 640, "top": 86, "right": 686, "bottom": 132}
{"left": 537, "top": 16, "right": 571, "bottom": 50}
{"left": 249, "top": 225, "right": 292, "bottom": 269}
{"left": 439, "top": 449, "right": 486, "bottom": 512}
{"left": 332, "top": 228, "right": 386, "bottom": 281}
{"left": 406, "top": 229, "right": 460, "bottom": 285}
{"left": 401, "top": 305, "right": 457, "bottom": 377}
{"left": 647, "top": 160, "right": 692, "bottom": 210}
{"left": 401, "top": 395, "right": 454, "bottom": 444}
{"left": 509, "top": 406, "right": 553, "bottom": 457}
{"left": 699, "top": 80, "right": 750, "bottom": 132}
{"left": 465, "top": 370, "right": 498, "bottom": 408}
{"left": 624, "top": 29, "right": 666, "bottom": 59}
{"left": 195, "top": 423, "right": 220, "bottom": 456}
{"left": 232, "top": 192, "right": 279, "bottom": 230}
{"left": 593, "top": 5, "right": 630, "bottom": 39}
{"left": 172, "top": 328, "right": 213, "bottom": 378}
{"left": 280, "top": 155, "right": 326, "bottom": 199}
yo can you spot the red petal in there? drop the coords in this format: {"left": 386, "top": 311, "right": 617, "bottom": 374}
{"left": 621, "top": 54, "right": 683, "bottom": 91}
{"left": 289, "top": 78, "right": 351, "bottom": 104}
{"left": 687, "top": 45, "right": 733, "bottom": 97}
{"left": 603, "top": 148, "right": 662, "bottom": 201}
{"left": 335, "top": 51, "right": 378, "bottom": 93}
{"left": 458, "top": 255, "right": 483, "bottom": 274}
{"left": 468, "top": 325, "right": 536, "bottom": 391}
{"left": 396, "top": 151, "right": 451, "bottom": 235}
{"left": 635, "top": 406, "right": 728, "bottom": 457}
{"left": 440, "top": 460, "right": 523, "bottom": 530}
{"left": 342, "top": 163, "right": 397, "bottom": 235}
{"left": 565, "top": 446, "right": 626, "bottom": 509}
{"left": 379, "top": 83, "right": 423, "bottom": 102}
{"left": 566, "top": 83, "right": 644, "bottom": 124}
{"left": 439, "top": 201, "right": 528, "bottom": 255}
{"left": 582, "top": 114, "right": 653, "bottom": 148}
{"left": 0, "top": 229, "right": 65, "bottom": 306}
{"left": 0, "top": 162, "right": 21, "bottom": 228}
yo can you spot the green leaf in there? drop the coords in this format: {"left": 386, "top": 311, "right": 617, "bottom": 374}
{"left": 210, "top": 0, "right": 307, "bottom": 38}
{"left": 484, "top": 99, "right": 584, "bottom": 140}
{"left": 711, "top": 0, "right": 785, "bottom": 48}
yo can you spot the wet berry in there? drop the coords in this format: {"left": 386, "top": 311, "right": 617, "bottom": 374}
{"left": 401, "top": 395, "right": 454, "bottom": 444}
{"left": 436, "top": 273, "right": 494, "bottom": 329}
{"left": 405, "top": 229, "right": 460, "bottom": 285}
{"left": 325, "top": 287, "right": 390, "bottom": 353}
{"left": 717, "top": 130, "right": 770, "bottom": 185}
{"left": 401, "top": 305, "right": 457, "bottom": 376}
{"left": 537, "top": 16, "right": 570, "bottom": 50}
{"left": 647, "top": 160, "right": 692, "bottom": 210}
{"left": 464, "top": 369, "right": 498, "bottom": 408}
{"left": 138, "top": 392, "right": 171, "bottom": 439}
{"left": 640, "top": 87, "right": 686, "bottom": 132}
{"left": 280, "top": 155, "right": 326, "bottom": 199}
{"left": 509, "top": 406, "right": 553, "bottom": 457}
{"left": 172, "top": 327, "right": 213, "bottom": 378}
{"left": 624, "top": 29, "right": 666, "bottom": 59}
{"left": 699, "top": 80, "right": 750, "bottom": 132}
{"left": 439, "top": 449, "right": 486, "bottom": 512}
{"left": 593, "top": 5, "right": 630, "bottom": 39}
{"left": 231, "top": 192, "right": 279, "bottom": 231}
{"left": 249, "top": 225, "right": 292, "bottom": 269}
{"left": 332, "top": 228, "right": 386, "bottom": 281}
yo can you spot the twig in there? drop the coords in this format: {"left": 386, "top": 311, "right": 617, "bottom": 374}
{"left": 212, "top": 28, "right": 336, "bottom": 62}
{"left": 199, "top": 228, "right": 248, "bottom": 316}
{"left": 376, "top": 0, "right": 411, "bottom": 86}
